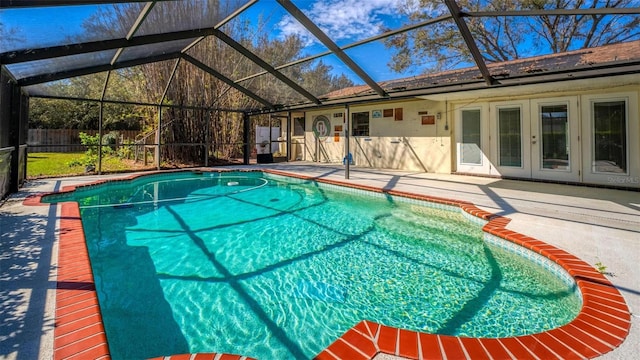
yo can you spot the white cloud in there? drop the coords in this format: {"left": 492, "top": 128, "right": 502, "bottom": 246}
{"left": 277, "top": 0, "right": 406, "bottom": 46}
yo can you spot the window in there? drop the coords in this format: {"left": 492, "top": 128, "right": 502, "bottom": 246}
{"left": 461, "top": 109, "right": 482, "bottom": 164}
{"left": 540, "top": 104, "right": 569, "bottom": 170}
{"left": 352, "top": 112, "right": 369, "bottom": 136}
{"left": 293, "top": 116, "right": 305, "bottom": 136}
{"left": 593, "top": 100, "right": 627, "bottom": 173}
{"left": 498, "top": 107, "right": 522, "bottom": 167}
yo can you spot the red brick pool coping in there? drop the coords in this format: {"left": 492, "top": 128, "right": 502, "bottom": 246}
{"left": 23, "top": 169, "right": 631, "bottom": 360}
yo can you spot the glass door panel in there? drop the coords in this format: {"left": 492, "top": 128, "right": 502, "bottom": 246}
{"left": 461, "top": 109, "right": 482, "bottom": 164}
{"left": 456, "top": 105, "right": 489, "bottom": 175}
{"left": 531, "top": 98, "right": 579, "bottom": 182}
{"left": 540, "top": 105, "right": 569, "bottom": 170}
{"left": 498, "top": 107, "right": 522, "bottom": 167}
{"left": 491, "top": 101, "right": 530, "bottom": 178}
{"left": 581, "top": 93, "right": 638, "bottom": 186}
{"left": 593, "top": 101, "right": 627, "bottom": 174}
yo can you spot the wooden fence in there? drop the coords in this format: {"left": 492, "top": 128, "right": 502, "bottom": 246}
{"left": 27, "top": 129, "right": 143, "bottom": 153}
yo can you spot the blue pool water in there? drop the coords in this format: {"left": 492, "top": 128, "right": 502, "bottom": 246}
{"left": 46, "top": 171, "right": 581, "bottom": 359}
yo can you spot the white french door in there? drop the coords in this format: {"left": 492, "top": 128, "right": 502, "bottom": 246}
{"left": 531, "top": 97, "right": 580, "bottom": 182}
{"left": 461, "top": 94, "right": 639, "bottom": 186}
{"left": 581, "top": 92, "right": 638, "bottom": 186}
{"left": 456, "top": 105, "right": 491, "bottom": 174}
{"left": 489, "top": 99, "right": 580, "bottom": 181}
{"left": 490, "top": 101, "right": 531, "bottom": 178}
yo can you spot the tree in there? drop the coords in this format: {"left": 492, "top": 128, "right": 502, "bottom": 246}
{"left": 74, "top": 1, "right": 352, "bottom": 164}
{"left": 29, "top": 98, "right": 97, "bottom": 129}
{"left": 28, "top": 2, "right": 353, "bottom": 164}
{"left": 526, "top": 0, "right": 640, "bottom": 53}
{"left": 386, "top": 0, "right": 640, "bottom": 73}
{"left": 28, "top": 74, "right": 148, "bottom": 131}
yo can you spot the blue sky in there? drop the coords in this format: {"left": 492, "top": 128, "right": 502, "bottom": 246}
{"left": 3, "top": 0, "right": 640, "bottom": 84}
{"left": 278, "top": 0, "right": 409, "bottom": 47}
{"left": 241, "top": 0, "right": 423, "bottom": 82}
{"left": 0, "top": 5, "right": 107, "bottom": 50}
{"left": 282, "top": 0, "right": 419, "bottom": 82}
{"left": 1, "top": 0, "right": 422, "bottom": 83}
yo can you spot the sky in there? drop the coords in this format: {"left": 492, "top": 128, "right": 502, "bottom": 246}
{"left": 240, "top": 0, "right": 423, "bottom": 82}
{"left": 277, "top": 0, "right": 409, "bottom": 47}
{"left": 2, "top": 0, "right": 640, "bottom": 84}
{"left": 0, "top": 5, "right": 110, "bottom": 49}
{"left": 0, "top": 0, "right": 425, "bottom": 84}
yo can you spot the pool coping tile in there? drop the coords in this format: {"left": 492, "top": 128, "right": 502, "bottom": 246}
{"left": 456, "top": 338, "right": 489, "bottom": 360}
{"left": 476, "top": 338, "right": 512, "bottom": 360}
{"left": 438, "top": 336, "right": 467, "bottom": 360}
{"left": 418, "top": 332, "right": 443, "bottom": 360}
{"left": 24, "top": 168, "right": 631, "bottom": 360}
{"left": 397, "top": 329, "right": 419, "bottom": 359}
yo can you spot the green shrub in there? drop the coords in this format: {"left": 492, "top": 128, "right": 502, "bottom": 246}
{"left": 67, "top": 131, "right": 121, "bottom": 168}
{"left": 117, "top": 138, "right": 134, "bottom": 159}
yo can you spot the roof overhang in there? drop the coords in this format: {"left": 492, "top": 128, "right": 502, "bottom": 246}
{"left": 246, "top": 60, "right": 640, "bottom": 114}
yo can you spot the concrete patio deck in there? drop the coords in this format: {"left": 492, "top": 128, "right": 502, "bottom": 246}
{"left": 1, "top": 163, "right": 638, "bottom": 359}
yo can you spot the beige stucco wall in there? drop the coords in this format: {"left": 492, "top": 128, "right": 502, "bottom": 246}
{"left": 299, "top": 74, "right": 640, "bottom": 187}
{"left": 304, "top": 99, "right": 451, "bottom": 173}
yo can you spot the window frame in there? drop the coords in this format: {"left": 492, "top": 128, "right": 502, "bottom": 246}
{"left": 538, "top": 102, "right": 571, "bottom": 172}
{"left": 351, "top": 111, "right": 370, "bottom": 137}
{"left": 460, "top": 108, "right": 483, "bottom": 165}
{"left": 293, "top": 116, "right": 305, "bottom": 137}
{"left": 496, "top": 105, "right": 524, "bottom": 168}
{"left": 590, "top": 98, "right": 629, "bottom": 175}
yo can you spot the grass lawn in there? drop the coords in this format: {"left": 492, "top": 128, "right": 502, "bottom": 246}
{"left": 27, "top": 152, "right": 146, "bottom": 178}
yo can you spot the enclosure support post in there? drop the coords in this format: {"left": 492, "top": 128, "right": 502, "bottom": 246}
{"left": 98, "top": 102, "right": 103, "bottom": 174}
{"left": 287, "top": 112, "right": 292, "bottom": 161}
{"left": 344, "top": 104, "right": 350, "bottom": 179}
{"left": 21, "top": 95, "right": 28, "bottom": 186}
{"left": 98, "top": 71, "right": 111, "bottom": 175}
{"left": 156, "top": 106, "right": 161, "bottom": 170}
{"left": 205, "top": 110, "right": 210, "bottom": 167}
{"left": 268, "top": 113, "right": 273, "bottom": 156}
{"left": 243, "top": 112, "right": 250, "bottom": 165}
{"left": 8, "top": 85, "right": 22, "bottom": 193}
{"left": 156, "top": 58, "right": 181, "bottom": 170}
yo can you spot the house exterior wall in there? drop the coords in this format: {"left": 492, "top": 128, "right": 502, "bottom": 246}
{"left": 301, "top": 75, "right": 640, "bottom": 188}
{"left": 449, "top": 76, "right": 640, "bottom": 188}
{"left": 304, "top": 99, "right": 450, "bottom": 173}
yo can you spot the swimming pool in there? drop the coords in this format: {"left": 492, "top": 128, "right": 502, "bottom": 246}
{"left": 45, "top": 171, "right": 581, "bottom": 359}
